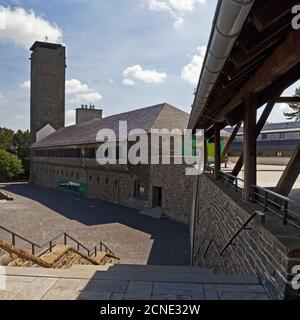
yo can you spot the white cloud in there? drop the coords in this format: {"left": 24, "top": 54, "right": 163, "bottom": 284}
{"left": 65, "top": 79, "right": 90, "bottom": 94}
{"left": 20, "top": 78, "right": 103, "bottom": 104}
{"left": 181, "top": 45, "right": 206, "bottom": 85}
{"left": 0, "top": 6, "right": 62, "bottom": 48}
{"left": 277, "top": 103, "right": 293, "bottom": 114}
{"left": 20, "top": 80, "right": 30, "bottom": 89}
{"left": 108, "top": 79, "right": 114, "bottom": 84}
{"left": 70, "top": 92, "right": 103, "bottom": 104}
{"left": 123, "top": 64, "right": 167, "bottom": 86}
{"left": 0, "top": 92, "right": 3, "bottom": 99}
{"left": 147, "top": 0, "right": 206, "bottom": 28}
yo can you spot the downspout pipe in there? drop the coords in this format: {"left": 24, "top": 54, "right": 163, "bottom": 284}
{"left": 189, "top": 0, "right": 256, "bottom": 129}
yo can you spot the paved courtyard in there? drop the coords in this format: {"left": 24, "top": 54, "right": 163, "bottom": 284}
{"left": 0, "top": 183, "right": 190, "bottom": 265}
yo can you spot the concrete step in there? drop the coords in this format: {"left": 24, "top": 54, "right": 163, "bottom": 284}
{"left": 1, "top": 265, "right": 260, "bottom": 285}
{"left": 105, "top": 264, "right": 214, "bottom": 274}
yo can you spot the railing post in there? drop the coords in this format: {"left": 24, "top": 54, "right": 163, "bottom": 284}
{"left": 95, "top": 246, "right": 97, "bottom": 257}
{"left": 283, "top": 200, "right": 288, "bottom": 225}
{"left": 264, "top": 190, "right": 268, "bottom": 211}
{"left": 64, "top": 233, "right": 67, "bottom": 245}
{"left": 49, "top": 241, "right": 52, "bottom": 253}
{"left": 77, "top": 243, "right": 80, "bottom": 251}
{"left": 12, "top": 234, "right": 16, "bottom": 246}
{"left": 32, "top": 244, "right": 35, "bottom": 255}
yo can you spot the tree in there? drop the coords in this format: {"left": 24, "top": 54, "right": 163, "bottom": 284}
{"left": 12, "top": 130, "right": 30, "bottom": 178}
{"left": 0, "top": 150, "right": 24, "bottom": 181}
{"left": 284, "top": 87, "right": 300, "bottom": 121}
{"left": 0, "top": 128, "right": 14, "bottom": 151}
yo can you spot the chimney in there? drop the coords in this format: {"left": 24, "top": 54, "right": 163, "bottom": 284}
{"left": 75, "top": 106, "right": 103, "bottom": 124}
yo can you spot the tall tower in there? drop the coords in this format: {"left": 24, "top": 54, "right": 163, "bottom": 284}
{"left": 30, "top": 41, "right": 66, "bottom": 143}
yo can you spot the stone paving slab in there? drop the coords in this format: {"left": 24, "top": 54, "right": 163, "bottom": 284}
{"left": 0, "top": 271, "right": 270, "bottom": 301}
{"left": 124, "top": 281, "right": 153, "bottom": 300}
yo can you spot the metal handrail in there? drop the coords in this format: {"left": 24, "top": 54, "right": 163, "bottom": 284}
{"left": 219, "top": 211, "right": 265, "bottom": 256}
{"left": 0, "top": 225, "right": 115, "bottom": 257}
{"left": 0, "top": 225, "right": 40, "bottom": 255}
{"left": 219, "top": 171, "right": 244, "bottom": 193}
{"left": 251, "top": 185, "right": 300, "bottom": 228}
{"left": 92, "top": 241, "right": 115, "bottom": 257}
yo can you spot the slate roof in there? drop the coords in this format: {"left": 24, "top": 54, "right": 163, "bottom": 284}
{"left": 32, "top": 103, "right": 189, "bottom": 148}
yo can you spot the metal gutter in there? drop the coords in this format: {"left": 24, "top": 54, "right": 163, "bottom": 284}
{"left": 189, "top": 0, "right": 256, "bottom": 129}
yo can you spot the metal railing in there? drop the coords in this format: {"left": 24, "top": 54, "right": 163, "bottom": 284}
{"left": 219, "top": 210, "right": 265, "bottom": 256}
{"left": 251, "top": 185, "right": 300, "bottom": 229}
{"left": 0, "top": 225, "right": 116, "bottom": 258}
{"left": 218, "top": 171, "right": 245, "bottom": 194}
{"left": 92, "top": 241, "right": 115, "bottom": 257}
{"left": 205, "top": 169, "right": 300, "bottom": 229}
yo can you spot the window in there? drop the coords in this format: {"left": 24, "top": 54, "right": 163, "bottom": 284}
{"left": 84, "top": 148, "right": 96, "bottom": 159}
{"left": 134, "top": 181, "right": 146, "bottom": 200}
{"left": 276, "top": 152, "right": 282, "bottom": 157}
{"left": 261, "top": 134, "right": 267, "bottom": 140}
{"left": 279, "top": 133, "right": 285, "bottom": 139}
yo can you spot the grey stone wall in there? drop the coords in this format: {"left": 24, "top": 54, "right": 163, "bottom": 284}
{"left": 76, "top": 108, "right": 103, "bottom": 124}
{"left": 31, "top": 158, "right": 192, "bottom": 225}
{"left": 192, "top": 173, "right": 300, "bottom": 299}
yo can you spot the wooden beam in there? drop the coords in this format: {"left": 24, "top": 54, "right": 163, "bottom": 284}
{"left": 214, "top": 124, "right": 221, "bottom": 179}
{"left": 232, "top": 100, "right": 276, "bottom": 177}
{"left": 221, "top": 122, "right": 242, "bottom": 163}
{"left": 217, "top": 30, "right": 300, "bottom": 121}
{"left": 243, "top": 94, "right": 257, "bottom": 201}
{"left": 275, "top": 97, "right": 300, "bottom": 103}
{"left": 275, "top": 141, "right": 300, "bottom": 197}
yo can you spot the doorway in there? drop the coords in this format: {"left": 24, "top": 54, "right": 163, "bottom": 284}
{"left": 152, "top": 186, "right": 162, "bottom": 207}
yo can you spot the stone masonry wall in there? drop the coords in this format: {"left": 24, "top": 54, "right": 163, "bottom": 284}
{"left": 31, "top": 158, "right": 192, "bottom": 225}
{"left": 192, "top": 173, "right": 300, "bottom": 299}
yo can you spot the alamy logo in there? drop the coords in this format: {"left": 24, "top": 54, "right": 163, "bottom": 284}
{"left": 292, "top": 265, "right": 300, "bottom": 291}
{"left": 95, "top": 121, "right": 205, "bottom": 176}
{"left": 292, "top": 5, "right": 300, "bottom": 30}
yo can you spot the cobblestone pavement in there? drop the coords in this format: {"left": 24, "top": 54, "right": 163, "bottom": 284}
{"left": 0, "top": 183, "right": 190, "bottom": 265}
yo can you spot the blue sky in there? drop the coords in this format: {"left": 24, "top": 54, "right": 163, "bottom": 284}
{"left": 0, "top": 0, "right": 298, "bottom": 130}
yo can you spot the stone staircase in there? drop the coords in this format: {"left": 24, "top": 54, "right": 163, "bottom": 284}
{"left": 0, "top": 232, "right": 119, "bottom": 270}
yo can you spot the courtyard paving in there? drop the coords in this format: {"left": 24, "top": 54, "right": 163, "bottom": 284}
{"left": 0, "top": 183, "right": 190, "bottom": 265}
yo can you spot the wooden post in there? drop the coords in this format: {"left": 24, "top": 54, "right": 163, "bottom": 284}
{"left": 221, "top": 122, "right": 242, "bottom": 163}
{"left": 204, "top": 131, "right": 208, "bottom": 170}
{"left": 243, "top": 94, "right": 257, "bottom": 201}
{"left": 232, "top": 100, "right": 276, "bottom": 177}
{"left": 276, "top": 141, "right": 300, "bottom": 196}
{"left": 214, "top": 123, "right": 221, "bottom": 179}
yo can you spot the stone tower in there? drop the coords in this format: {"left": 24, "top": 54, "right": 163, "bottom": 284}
{"left": 30, "top": 41, "right": 66, "bottom": 143}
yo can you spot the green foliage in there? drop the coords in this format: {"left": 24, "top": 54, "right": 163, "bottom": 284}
{"left": 0, "top": 149, "right": 24, "bottom": 181}
{"left": 0, "top": 128, "right": 30, "bottom": 179}
{"left": 285, "top": 87, "right": 300, "bottom": 121}
{"left": 0, "top": 128, "right": 14, "bottom": 151}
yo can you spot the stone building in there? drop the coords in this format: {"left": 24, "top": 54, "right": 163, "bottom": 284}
{"left": 226, "top": 122, "right": 300, "bottom": 165}
{"left": 29, "top": 41, "right": 193, "bottom": 224}
{"left": 31, "top": 104, "right": 193, "bottom": 224}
